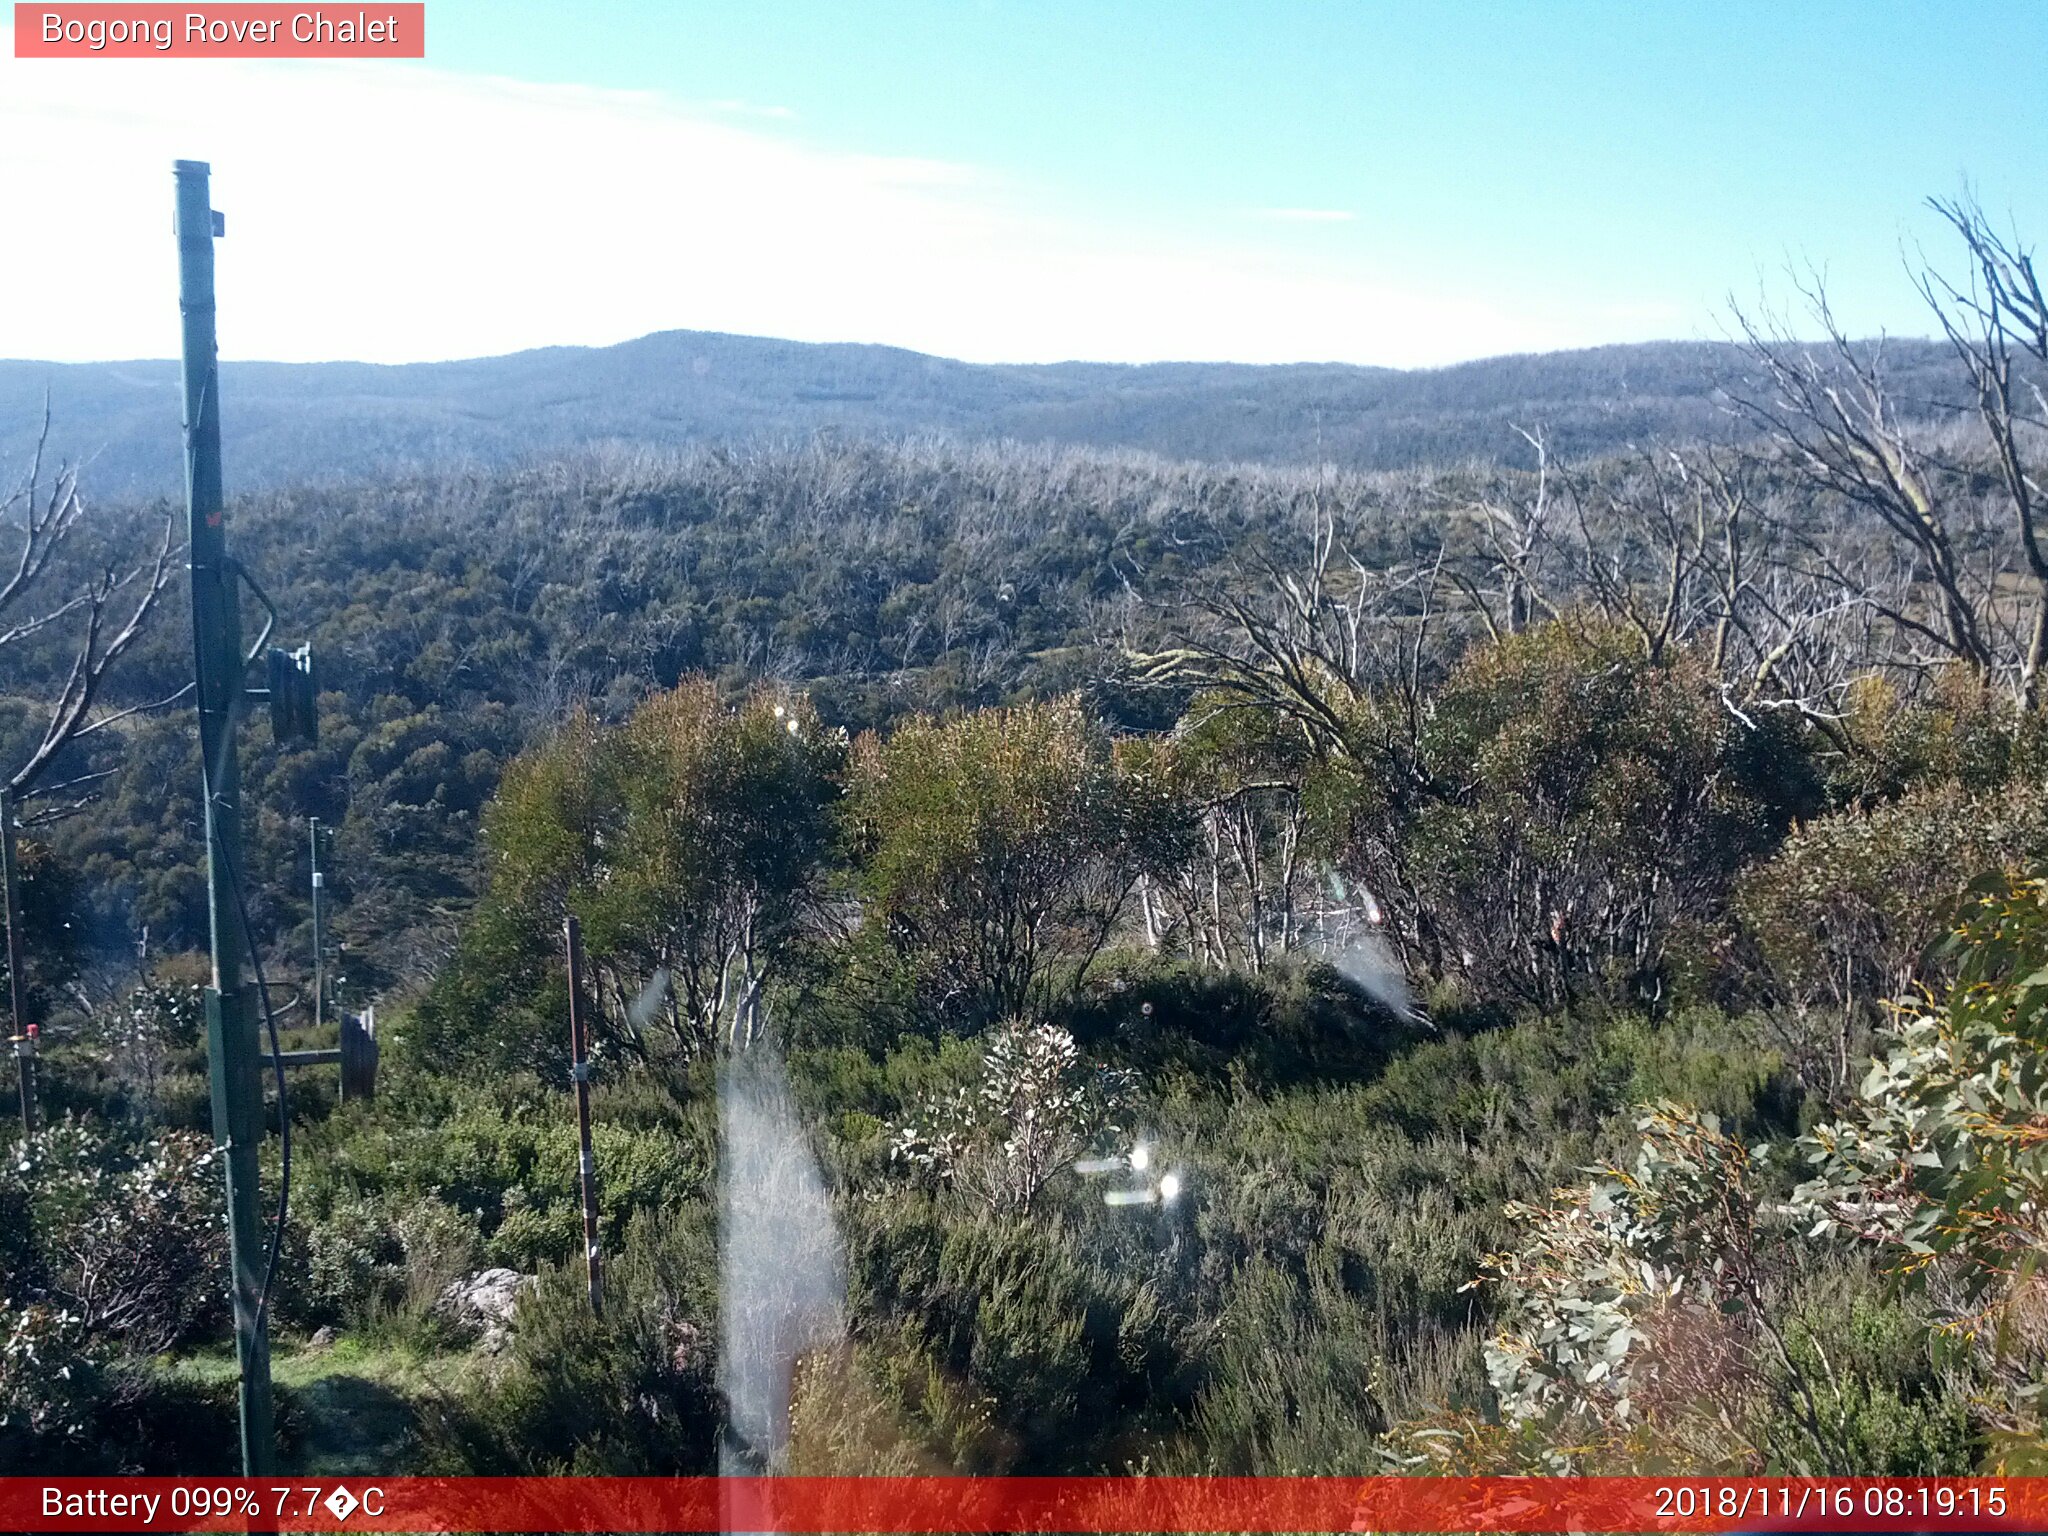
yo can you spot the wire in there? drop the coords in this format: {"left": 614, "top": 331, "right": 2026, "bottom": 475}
{"left": 216, "top": 835, "right": 290, "bottom": 1340}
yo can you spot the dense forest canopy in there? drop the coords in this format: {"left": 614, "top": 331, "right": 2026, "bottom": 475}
{"left": 6, "top": 198, "right": 2048, "bottom": 1478}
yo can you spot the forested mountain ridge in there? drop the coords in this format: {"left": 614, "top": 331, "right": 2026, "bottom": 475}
{"left": 0, "top": 330, "right": 1970, "bottom": 496}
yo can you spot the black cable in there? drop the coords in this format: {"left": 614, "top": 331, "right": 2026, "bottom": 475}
{"left": 193, "top": 539, "right": 291, "bottom": 1340}
{"left": 216, "top": 836, "right": 290, "bottom": 1339}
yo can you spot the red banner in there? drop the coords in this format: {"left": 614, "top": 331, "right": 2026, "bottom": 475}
{"left": 4, "top": 1477, "right": 2046, "bottom": 1533}
{"left": 13, "top": 4, "right": 425, "bottom": 58}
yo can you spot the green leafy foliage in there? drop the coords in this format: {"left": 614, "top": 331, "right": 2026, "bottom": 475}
{"left": 283, "top": 1079, "right": 709, "bottom": 1280}
{"left": 1794, "top": 873, "right": 2048, "bottom": 1335}
{"left": 848, "top": 698, "right": 1151, "bottom": 1028}
{"left": 0, "top": 1117, "right": 225, "bottom": 1354}
{"left": 1477, "top": 1105, "right": 1767, "bottom": 1443}
{"left": 0, "top": 1301, "right": 109, "bottom": 1459}
{"left": 1404, "top": 621, "right": 1815, "bottom": 1009}
{"left": 414, "top": 680, "right": 842, "bottom": 1074}
{"left": 1738, "top": 783, "right": 2048, "bottom": 1022}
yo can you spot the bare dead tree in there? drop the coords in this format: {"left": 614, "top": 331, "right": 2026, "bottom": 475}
{"left": 1, "top": 408, "right": 183, "bottom": 815}
{"left": 1129, "top": 492, "right": 1456, "bottom": 972}
{"left": 1727, "top": 199, "right": 2048, "bottom": 715}
{"left": 1729, "top": 275, "right": 2001, "bottom": 691}
{"left": 1685, "top": 452, "right": 1871, "bottom": 753}
{"left": 1917, "top": 195, "right": 2048, "bottom": 708}
{"left": 1543, "top": 445, "right": 1715, "bottom": 665}
{"left": 1136, "top": 535, "right": 1447, "bottom": 754}
{"left": 1446, "top": 425, "right": 1565, "bottom": 641}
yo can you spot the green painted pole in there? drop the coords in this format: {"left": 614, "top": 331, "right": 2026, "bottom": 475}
{"left": 177, "top": 158, "right": 274, "bottom": 1476}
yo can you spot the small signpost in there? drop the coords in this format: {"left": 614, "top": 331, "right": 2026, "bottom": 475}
{"left": 564, "top": 915, "right": 605, "bottom": 1316}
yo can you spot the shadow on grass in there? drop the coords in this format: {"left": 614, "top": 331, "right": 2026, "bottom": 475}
{"left": 280, "top": 1369, "right": 424, "bottom": 1475}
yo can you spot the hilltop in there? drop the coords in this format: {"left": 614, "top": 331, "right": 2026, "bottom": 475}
{"left": 0, "top": 329, "right": 1965, "bottom": 495}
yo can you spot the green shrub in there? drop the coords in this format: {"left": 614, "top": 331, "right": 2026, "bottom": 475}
{"left": 283, "top": 1082, "right": 707, "bottom": 1280}
{"left": 0, "top": 1302, "right": 110, "bottom": 1469}
{"left": 285, "top": 1194, "right": 397, "bottom": 1332}
{"left": 1826, "top": 673, "right": 2048, "bottom": 806}
{"left": 1736, "top": 785, "right": 2048, "bottom": 1099}
{"left": 1062, "top": 951, "right": 1415, "bottom": 1093}
{"left": 1169, "top": 1255, "right": 1454, "bottom": 1473}
{"left": 1791, "top": 870, "right": 2048, "bottom": 1463}
{"left": 0, "top": 1117, "right": 225, "bottom": 1354}
{"left": 889, "top": 1020, "right": 1131, "bottom": 1215}
{"left": 1402, "top": 620, "right": 1817, "bottom": 1010}
{"left": 277, "top": 1189, "right": 483, "bottom": 1344}
{"left": 846, "top": 1203, "right": 1182, "bottom": 1472}
{"left": 0, "top": 1314, "right": 241, "bottom": 1475}
{"left": 1757, "top": 1263, "right": 1976, "bottom": 1475}
{"left": 418, "top": 1208, "right": 720, "bottom": 1473}
{"left": 413, "top": 680, "right": 843, "bottom": 1074}
{"left": 845, "top": 697, "right": 1148, "bottom": 1029}
{"left": 1354, "top": 1005, "right": 1793, "bottom": 1154}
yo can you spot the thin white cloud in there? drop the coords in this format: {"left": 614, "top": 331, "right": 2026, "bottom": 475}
{"left": 0, "top": 49, "right": 1666, "bottom": 367}
{"left": 701, "top": 99, "right": 798, "bottom": 121}
{"left": 1253, "top": 207, "right": 1357, "bottom": 224}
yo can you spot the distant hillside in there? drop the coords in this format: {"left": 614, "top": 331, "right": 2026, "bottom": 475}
{"left": 0, "top": 329, "right": 1967, "bottom": 496}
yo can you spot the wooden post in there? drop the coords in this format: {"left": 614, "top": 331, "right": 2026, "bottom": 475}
{"left": 564, "top": 915, "right": 604, "bottom": 1316}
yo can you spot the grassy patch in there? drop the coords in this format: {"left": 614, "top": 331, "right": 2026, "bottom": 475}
{"left": 156, "top": 1339, "right": 485, "bottom": 1475}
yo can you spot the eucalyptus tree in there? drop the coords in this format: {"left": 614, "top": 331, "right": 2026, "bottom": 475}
{"left": 429, "top": 679, "right": 843, "bottom": 1073}
{"left": 845, "top": 695, "right": 1156, "bottom": 1029}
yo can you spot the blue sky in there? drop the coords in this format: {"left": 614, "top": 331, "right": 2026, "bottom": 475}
{"left": 3, "top": 1, "right": 2043, "bottom": 365}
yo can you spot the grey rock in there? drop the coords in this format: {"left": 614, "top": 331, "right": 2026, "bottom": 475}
{"left": 437, "top": 1267, "right": 537, "bottom": 1351}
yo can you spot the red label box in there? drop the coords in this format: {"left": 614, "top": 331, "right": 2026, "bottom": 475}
{"left": 14, "top": 3, "right": 425, "bottom": 57}
{"left": 3, "top": 1476, "right": 2045, "bottom": 1534}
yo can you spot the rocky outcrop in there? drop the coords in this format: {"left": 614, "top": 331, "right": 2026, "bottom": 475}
{"left": 438, "top": 1267, "right": 537, "bottom": 1353}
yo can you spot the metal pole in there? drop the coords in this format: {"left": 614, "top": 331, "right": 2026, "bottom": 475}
{"left": 10, "top": 1031, "right": 33, "bottom": 1140}
{"left": 309, "top": 818, "right": 324, "bottom": 1035}
{"left": 564, "top": 915, "right": 604, "bottom": 1316}
{"left": 177, "top": 158, "right": 273, "bottom": 1476}
{"left": 1, "top": 788, "right": 35, "bottom": 1137}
